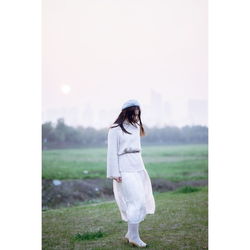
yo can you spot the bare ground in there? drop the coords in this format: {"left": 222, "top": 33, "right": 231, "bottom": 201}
{"left": 42, "top": 178, "right": 208, "bottom": 209}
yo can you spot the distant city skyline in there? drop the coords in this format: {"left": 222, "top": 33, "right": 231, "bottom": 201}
{"left": 42, "top": 0, "right": 207, "bottom": 129}
{"left": 42, "top": 89, "right": 208, "bottom": 129}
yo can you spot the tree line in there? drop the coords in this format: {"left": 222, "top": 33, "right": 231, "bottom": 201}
{"left": 42, "top": 118, "right": 208, "bottom": 150}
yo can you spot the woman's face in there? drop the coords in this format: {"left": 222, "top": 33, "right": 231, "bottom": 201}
{"left": 133, "top": 108, "right": 140, "bottom": 121}
{"left": 134, "top": 109, "right": 139, "bottom": 116}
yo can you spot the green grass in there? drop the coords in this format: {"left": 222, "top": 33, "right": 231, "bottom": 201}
{"left": 42, "top": 186, "right": 208, "bottom": 249}
{"left": 42, "top": 144, "right": 208, "bottom": 182}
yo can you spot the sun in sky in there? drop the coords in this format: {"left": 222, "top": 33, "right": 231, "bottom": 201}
{"left": 60, "top": 84, "right": 71, "bottom": 95}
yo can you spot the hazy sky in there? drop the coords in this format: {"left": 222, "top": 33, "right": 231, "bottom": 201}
{"left": 42, "top": 0, "right": 207, "bottom": 128}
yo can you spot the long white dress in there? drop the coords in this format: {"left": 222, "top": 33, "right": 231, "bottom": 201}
{"left": 106, "top": 121, "right": 155, "bottom": 223}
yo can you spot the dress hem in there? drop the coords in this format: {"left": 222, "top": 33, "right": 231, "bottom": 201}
{"left": 113, "top": 169, "right": 156, "bottom": 223}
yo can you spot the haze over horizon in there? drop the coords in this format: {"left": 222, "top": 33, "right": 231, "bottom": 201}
{"left": 42, "top": 0, "right": 207, "bottom": 129}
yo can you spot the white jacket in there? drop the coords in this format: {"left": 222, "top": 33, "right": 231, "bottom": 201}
{"left": 106, "top": 121, "right": 145, "bottom": 179}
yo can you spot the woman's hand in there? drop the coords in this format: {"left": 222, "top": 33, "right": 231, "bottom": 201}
{"left": 113, "top": 177, "right": 122, "bottom": 183}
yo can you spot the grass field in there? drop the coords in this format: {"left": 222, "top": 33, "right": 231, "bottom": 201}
{"left": 42, "top": 186, "right": 208, "bottom": 249}
{"left": 42, "top": 144, "right": 208, "bottom": 182}
{"left": 42, "top": 144, "right": 208, "bottom": 249}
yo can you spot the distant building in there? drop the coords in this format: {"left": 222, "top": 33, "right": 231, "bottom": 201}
{"left": 187, "top": 99, "right": 208, "bottom": 125}
{"left": 163, "top": 101, "right": 173, "bottom": 126}
{"left": 145, "top": 89, "right": 165, "bottom": 127}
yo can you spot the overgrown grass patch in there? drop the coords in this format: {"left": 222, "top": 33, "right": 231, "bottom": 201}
{"left": 173, "top": 186, "right": 202, "bottom": 194}
{"left": 73, "top": 230, "right": 105, "bottom": 241}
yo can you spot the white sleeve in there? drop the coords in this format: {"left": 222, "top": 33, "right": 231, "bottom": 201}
{"left": 106, "top": 128, "right": 121, "bottom": 179}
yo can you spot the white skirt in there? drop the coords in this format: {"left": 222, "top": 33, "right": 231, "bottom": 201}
{"left": 113, "top": 169, "right": 156, "bottom": 223}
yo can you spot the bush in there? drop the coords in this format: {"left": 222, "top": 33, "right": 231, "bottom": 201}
{"left": 173, "top": 186, "right": 201, "bottom": 194}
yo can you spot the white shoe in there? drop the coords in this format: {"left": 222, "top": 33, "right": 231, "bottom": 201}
{"left": 124, "top": 233, "right": 147, "bottom": 247}
{"left": 129, "top": 238, "right": 147, "bottom": 248}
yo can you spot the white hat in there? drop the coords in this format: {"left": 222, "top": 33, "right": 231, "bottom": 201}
{"left": 122, "top": 99, "right": 140, "bottom": 110}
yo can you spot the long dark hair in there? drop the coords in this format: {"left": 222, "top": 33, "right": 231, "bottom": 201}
{"left": 109, "top": 106, "right": 146, "bottom": 136}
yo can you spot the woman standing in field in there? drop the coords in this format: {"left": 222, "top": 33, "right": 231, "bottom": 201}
{"left": 106, "top": 99, "right": 155, "bottom": 248}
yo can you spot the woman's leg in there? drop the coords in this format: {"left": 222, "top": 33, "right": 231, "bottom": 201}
{"left": 121, "top": 172, "right": 147, "bottom": 246}
{"left": 121, "top": 172, "right": 147, "bottom": 223}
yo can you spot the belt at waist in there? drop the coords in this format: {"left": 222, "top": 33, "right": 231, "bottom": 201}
{"left": 118, "top": 150, "right": 140, "bottom": 156}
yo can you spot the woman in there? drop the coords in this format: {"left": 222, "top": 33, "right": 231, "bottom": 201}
{"left": 106, "top": 99, "right": 156, "bottom": 248}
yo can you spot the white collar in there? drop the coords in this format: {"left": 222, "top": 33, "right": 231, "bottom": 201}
{"left": 123, "top": 121, "right": 139, "bottom": 128}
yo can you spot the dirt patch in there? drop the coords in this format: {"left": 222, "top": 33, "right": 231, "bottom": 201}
{"left": 42, "top": 178, "right": 208, "bottom": 209}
